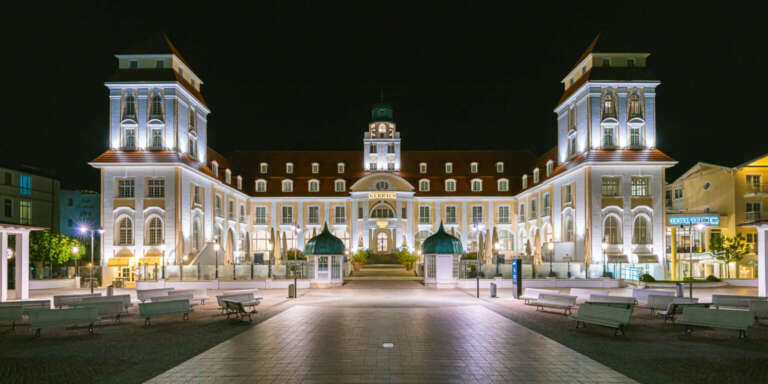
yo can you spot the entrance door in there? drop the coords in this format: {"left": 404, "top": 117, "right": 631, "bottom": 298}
{"left": 317, "top": 256, "right": 329, "bottom": 280}
{"left": 376, "top": 232, "right": 389, "bottom": 253}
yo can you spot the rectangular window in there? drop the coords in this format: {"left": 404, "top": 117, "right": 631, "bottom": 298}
{"left": 240, "top": 204, "right": 246, "bottom": 223}
{"left": 285, "top": 163, "right": 293, "bottom": 174}
{"left": 150, "top": 128, "right": 163, "bottom": 149}
{"left": 445, "top": 206, "right": 457, "bottom": 224}
{"left": 19, "top": 201, "right": 31, "bottom": 225}
{"left": 388, "top": 162, "right": 395, "bottom": 171}
{"left": 601, "top": 177, "right": 620, "bottom": 197}
{"left": 419, "top": 163, "right": 427, "bottom": 174}
{"left": 529, "top": 199, "right": 537, "bottom": 220}
{"left": 147, "top": 178, "right": 165, "bottom": 198}
{"left": 630, "top": 127, "right": 642, "bottom": 147}
{"left": 117, "top": 179, "right": 135, "bottom": 198}
{"left": 337, "top": 163, "right": 345, "bottom": 173}
{"left": 543, "top": 193, "right": 551, "bottom": 216}
{"left": 228, "top": 200, "right": 234, "bottom": 219}
{"left": 568, "top": 135, "right": 577, "bottom": 157}
{"left": 369, "top": 144, "right": 377, "bottom": 153}
{"left": 4, "top": 199, "right": 11, "bottom": 217}
{"left": 129, "top": 60, "right": 138, "bottom": 69}
{"left": 627, "top": 58, "right": 635, "bottom": 67}
{"left": 308, "top": 206, "right": 320, "bottom": 225}
{"left": 497, "top": 206, "right": 510, "bottom": 224}
{"left": 419, "top": 206, "right": 431, "bottom": 224}
{"left": 445, "top": 163, "right": 453, "bottom": 173}
{"left": 603, "top": 127, "right": 614, "bottom": 147}
{"left": 747, "top": 175, "right": 761, "bottom": 188}
{"left": 602, "top": 58, "right": 610, "bottom": 67}
{"left": 565, "top": 184, "right": 573, "bottom": 203}
{"left": 388, "top": 143, "right": 395, "bottom": 153}
{"left": 260, "top": 163, "right": 268, "bottom": 173}
{"left": 215, "top": 195, "right": 223, "bottom": 217}
{"left": 335, "top": 180, "right": 345, "bottom": 192}
{"left": 518, "top": 205, "right": 525, "bottom": 223}
{"left": 358, "top": 206, "right": 363, "bottom": 218}
{"left": 282, "top": 206, "right": 294, "bottom": 225}
{"left": 312, "top": 163, "right": 319, "bottom": 174}
{"left": 471, "top": 163, "right": 478, "bottom": 173}
{"left": 674, "top": 188, "right": 683, "bottom": 199}
{"left": 369, "top": 162, "right": 377, "bottom": 171}
{"left": 19, "top": 175, "right": 31, "bottom": 195}
{"left": 631, "top": 177, "right": 650, "bottom": 197}
{"left": 254, "top": 206, "right": 267, "bottom": 225}
{"left": 471, "top": 206, "right": 483, "bottom": 224}
{"left": 335, "top": 206, "right": 346, "bottom": 224}
{"left": 496, "top": 162, "right": 504, "bottom": 173}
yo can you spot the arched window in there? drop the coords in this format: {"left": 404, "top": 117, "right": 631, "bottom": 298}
{"left": 419, "top": 179, "right": 430, "bottom": 192}
{"left": 471, "top": 179, "right": 482, "bottom": 192}
{"left": 334, "top": 179, "right": 346, "bottom": 192}
{"left": 546, "top": 160, "right": 554, "bottom": 177}
{"left": 118, "top": 217, "right": 133, "bottom": 245}
{"left": 191, "top": 217, "right": 202, "bottom": 251}
{"left": 629, "top": 93, "right": 643, "bottom": 118}
{"left": 633, "top": 216, "right": 651, "bottom": 244}
{"left": 497, "top": 178, "right": 509, "bottom": 192}
{"left": 211, "top": 161, "right": 219, "bottom": 177}
{"left": 308, "top": 179, "right": 320, "bottom": 192}
{"left": 188, "top": 131, "right": 198, "bottom": 159}
{"left": 445, "top": 179, "right": 456, "bottom": 192}
{"left": 150, "top": 92, "right": 163, "bottom": 118}
{"left": 604, "top": 216, "right": 621, "bottom": 244}
{"left": 498, "top": 230, "right": 514, "bottom": 252}
{"left": 371, "top": 205, "right": 395, "bottom": 218}
{"left": 375, "top": 181, "right": 389, "bottom": 190}
{"left": 415, "top": 230, "right": 432, "bottom": 251}
{"left": 123, "top": 93, "right": 136, "bottom": 119}
{"left": 147, "top": 217, "right": 163, "bottom": 245}
{"left": 602, "top": 92, "right": 616, "bottom": 119}
{"left": 255, "top": 179, "right": 267, "bottom": 193}
{"left": 225, "top": 169, "right": 232, "bottom": 184}
{"left": 519, "top": 203, "right": 525, "bottom": 223}
{"left": 282, "top": 179, "right": 293, "bottom": 192}
{"left": 564, "top": 214, "right": 574, "bottom": 242}
{"left": 533, "top": 169, "right": 540, "bottom": 183}
{"left": 522, "top": 175, "right": 528, "bottom": 189}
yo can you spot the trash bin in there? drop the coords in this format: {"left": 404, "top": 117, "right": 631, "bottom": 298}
{"left": 288, "top": 283, "right": 296, "bottom": 298}
{"left": 107, "top": 285, "right": 114, "bottom": 297}
{"left": 490, "top": 282, "right": 497, "bottom": 298}
{"left": 675, "top": 282, "right": 683, "bottom": 297}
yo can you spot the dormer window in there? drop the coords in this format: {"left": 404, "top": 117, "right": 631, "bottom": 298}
{"left": 419, "top": 162, "right": 427, "bottom": 174}
{"left": 225, "top": 169, "right": 231, "bottom": 184}
{"left": 496, "top": 162, "right": 504, "bottom": 173}
{"left": 445, "top": 162, "right": 453, "bottom": 173}
{"left": 337, "top": 162, "right": 345, "bottom": 173}
{"left": 311, "top": 162, "right": 319, "bottom": 174}
{"left": 627, "top": 58, "right": 636, "bottom": 68}
{"left": 211, "top": 161, "right": 219, "bottom": 176}
{"left": 334, "top": 179, "right": 346, "bottom": 192}
{"left": 470, "top": 162, "right": 478, "bottom": 173}
{"left": 471, "top": 179, "right": 482, "bottom": 192}
{"left": 285, "top": 162, "right": 294, "bottom": 174}
{"left": 255, "top": 179, "right": 267, "bottom": 193}
{"left": 445, "top": 179, "right": 456, "bottom": 192}
{"left": 282, "top": 179, "right": 293, "bottom": 193}
{"left": 533, "top": 169, "right": 540, "bottom": 183}
{"left": 308, "top": 179, "right": 319, "bottom": 192}
{"left": 419, "top": 179, "right": 430, "bottom": 192}
{"left": 236, "top": 176, "right": 242, "bottom": 190}
{"left": 497, "top": 178, "right": 509, "bottom": 192}
{"left": 546, "top": 160, "right": 554, "bottom": 177}
{"left": 260, "top": 162, "right": 268, "bottom": 174}
{"left": 522, "top": 175, "right": 528, "bottom": 189}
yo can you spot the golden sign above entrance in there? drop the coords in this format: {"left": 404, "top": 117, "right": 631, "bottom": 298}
{"left": 368, "top": 192, "right": 396, "bottom": 200}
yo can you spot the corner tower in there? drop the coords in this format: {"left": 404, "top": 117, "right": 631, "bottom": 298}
{"left": 363, "top": 104, "right": 401, "bottom": 172}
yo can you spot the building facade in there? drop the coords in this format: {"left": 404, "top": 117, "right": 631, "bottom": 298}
{"left": 60, "top": 190, "right": 100, "bottom": 237}
{"left": 665, "top": 154, "right": 768, "bottom": 279}
{"left": 0, "top": 165, "right": 60, "bottom": 233}
{"left": 91, "top": 35, "right": 675, "bottom": 286}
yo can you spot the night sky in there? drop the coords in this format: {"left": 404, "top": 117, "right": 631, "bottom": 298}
{"left": 3, "top": 1, "right": 765, "bottom": 190}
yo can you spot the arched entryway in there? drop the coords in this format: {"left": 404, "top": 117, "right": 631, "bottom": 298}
{"left": 376, "top": 232, "right": 389, "bottom": 253}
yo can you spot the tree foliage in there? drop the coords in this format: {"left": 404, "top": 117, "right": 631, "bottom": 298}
{"left": 709, "top": 233, "right": 750, "bottom": 278}
{"left": 30, "top": 231, "right": 84, "bottom": 264}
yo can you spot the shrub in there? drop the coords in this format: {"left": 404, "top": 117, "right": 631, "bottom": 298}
{"left": 396, "top": 248, "right": 417, "bottom": 264}
{"left": 705, "top": 275, "right": 721, "bottom": 282}
{"left": 351, "top": 249, "right": 368, "bottom": 263}
{"left": 639, "top": 273, "right": 656, "bottom": 282}
{"left": 462, "top": 252, "right": 478, "bottom": 260}
{"left": 286, "top": 249, "right": 306, "bottom": 260}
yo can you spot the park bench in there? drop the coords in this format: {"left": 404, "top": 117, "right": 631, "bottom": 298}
{"left": 81, "top": 295, "right": 132, "bottom": 310}
{"left": 656, "top": 302, "right": 710, "bottom": 324}
{"left": 520, "top": 288, "right": 559, "bottom": 304}
{"left": 53, "top": 293, "right": 102, "bottom": 308}
{"left": 27, "top": 308, "right": 100, "bottom": 337}
{"left": 223, "top": 300, "right": 258, "bottom": 322}
{"left": 137, "top": 288, "right": 175, "bottom": 302}
{"left": 75, "top": 301, "right": 125, "bottom": 324}
{"left": 569, "top": 288, "right": 607, "bottom": 302}
{"left": 570, "top": 302, "right": 632, "bottom": 336}
{"left": 632, "top": 288, "right": 674, "bottom": 303}
{"left": 151, "top": 293, "right": 203, "bottom": 306}
{"left": 646, "top": 295, "right": 698, "bottom": 319}
{"left": 676, "top": 306, "right": 755, "bottom": 338}
{"left": 535, "top": 294, "right": 577, "bottom": 315}
{"left": 588, "top": 294, "right": 636, "bottom": 305}
{"left": 584, "top": 301, "right": 634, "bottom": 311}
{"left": 168, "top": 289, "right": 208, "bottom": 305}
{"left": 748, "top": 300, "right": 768, "bottom": 320}
{"left": 0, "top": 299, "right": 51, "bottom": 311}
{"left": 216, "top": 292, "right": 262, "bottom": 314}
{"left": 139, "top": 300, "right": 192, "bottom": 327}
{"left": 712, "top": 295, "right": 768, "bottom": 309}
{"left": 0, "top": 306, "right": 24, "bottom": 330}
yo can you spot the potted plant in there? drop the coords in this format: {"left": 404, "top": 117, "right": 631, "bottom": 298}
{"left": 397, "top": 248, "right": 417, "bottom": 271}
{"left": 351, "top": 249, "right": 368, "bottom": 271}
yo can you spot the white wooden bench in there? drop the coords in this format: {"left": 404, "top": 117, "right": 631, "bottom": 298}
{"left": 53, "top": 293, "right": 102, "bottom": 308}
{"left": 712, "top": 295, "right": 768, "bottom": 309}
{"left": 570, "top": 302, "right": 632, "bottom": 336}
{"left": 588, "top": 294, "right": 636, "bottom": 304}
{"left": 223, "top": 300, "right": 258, "bottom": 322}
{"left": 151, "top": 293, "right": 203, "bottom": 306}
{"left": 216, "top": 292, "right": 262, "bottom": 314}
{"left": 676, "top": 306, "right": 756, "bottom": 338}
{"left": 749, "top": 300, "right": 768, "bottom": 320}
{"left": 535, "top": 294, "right": 577, "bottom": 315}
{"left": 137, "top": 288, "right": 175, "bottom": 302}
{"left": 520, "top": 288, "right": 559, "bottom": 304}
{"left": 139, "top": 300, "right": 192, "bottom": 327}
{"left": 632, "top": 288, "right": 674, "bottom": 303}
{"left": 584, "top": 301, "right": 634, "bottom": 311}
{"left": 27, "top": 308, "right": 100, "bottom": 337}
{"left": 656, "top": 302, "right": 710, "bottom": 324}
{"left": 569, "top": 288, "right": 607, "bottom": 302}
{"left": 81, "top": 295, "right": 132, "bottom": 310}
{"left": 0, "top": 299, "right": 51, "bottom": 311}
{"left": 75, "top": 301, "right": 126, "bottom": 324}
{"left": 168, "top": 289, "right": 208, "bottom": 305}
{"left": 646, "top": 295, "right": 698, "bottom": 319}
{"left": 0, "top": 306, "right": 24, "bottom": 330}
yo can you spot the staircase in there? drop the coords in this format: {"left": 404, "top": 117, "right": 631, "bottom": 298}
{"left": 366, "top": 253, "right": 399, "bottom": 264}
{"left": 346, "top": 264, "right": 422, "bottom": 281}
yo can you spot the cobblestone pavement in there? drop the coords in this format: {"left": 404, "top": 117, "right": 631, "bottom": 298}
{"left": 148, "top": 282, "right": 637, "bottom": 383}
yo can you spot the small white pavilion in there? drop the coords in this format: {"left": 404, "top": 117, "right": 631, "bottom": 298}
{"left": 423, "top": 222, "right": 464, "bottom": 288}
{"left": 742, "top": 221, "right": 768, "bottom": 296}
{"left": 0, "top": 224, "right": 43, "bottom": 301}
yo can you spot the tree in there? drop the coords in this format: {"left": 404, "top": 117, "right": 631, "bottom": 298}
{"left": 709, "top": 233, "right": 749, "bottom": 278}
{"left": 30, "top": 231, "right": 84, "bottom": 265}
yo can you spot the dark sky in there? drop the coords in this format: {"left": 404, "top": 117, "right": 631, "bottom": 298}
{"left": 3, "top": 1, "right": 766, "bottom": 190}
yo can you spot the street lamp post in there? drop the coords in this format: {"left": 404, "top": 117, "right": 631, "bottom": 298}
{"left": 547, "top": 242, "right": 554, "bottom": 276}
{"left": 292, "top": 225, "right": 300, "bottom": 298}
{"left": 601, "top": 241, "right": 608, "bottom": 278}
{"left": 472, "top": 222, "right": 485, "bottom": 298}
{"left": 214, "top": 241, "right": 220, "bottom": 279}
{"left": 72, "top": 246, "right": 79, "bottom": 280}
{"left": 79, "top": 226, "right": 104, "bottom": 294}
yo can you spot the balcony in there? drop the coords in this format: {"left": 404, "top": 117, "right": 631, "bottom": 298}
{"left": 745, "top": 183, "right": 768, "bottom": 197}
{"left": 745, "top": 211, "right": 763, "bottom": 223}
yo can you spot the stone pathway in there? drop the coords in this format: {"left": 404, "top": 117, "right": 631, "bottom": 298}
{"left": 148, "top": 282, "right": 637, "bottom": 383}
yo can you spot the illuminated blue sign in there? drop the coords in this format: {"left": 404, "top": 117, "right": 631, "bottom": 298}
{"left": 668, "top": 215, "right": 720, "bottom": 227}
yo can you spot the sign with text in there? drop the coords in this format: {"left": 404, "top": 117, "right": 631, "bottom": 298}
{"left": 667, "top": 214, "right": 720, "bottom": 227}
{"left": 368, "top": 192, "right": 396, "bottom": 200}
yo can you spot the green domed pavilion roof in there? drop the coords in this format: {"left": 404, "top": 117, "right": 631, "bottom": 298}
{"left": 422, "top": 222, "right": 464, "bottom": 255}
{"left": 370, "top": 103, "right": 394, "bottom": 122}
{"left": 304, "top": 223, "right": 345, "bottom": 255}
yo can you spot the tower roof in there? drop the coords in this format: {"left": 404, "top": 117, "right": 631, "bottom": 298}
{"left": 116, "top": 33, "right": 193, "bottom": 69}
{"left": 422, "top": 222, "right": 464, "bottom": 255}
{"left": 371, "top": 103, "right": 394, "bottom": 122}
{"left": 304, "top": 223, "right": 345, "bottom": 255}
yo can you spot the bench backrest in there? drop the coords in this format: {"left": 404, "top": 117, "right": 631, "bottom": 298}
{"left": 538, "top": 294, "right": 577, "bottom": 306}
{"left": 666, "top": 302, "right": 708, "bottom": 315}
{"left": 570, "top": 288, "right": 604, "bottom": 297}
{"left": 680, "top": 306, "right": 755, "bottom": 328}
{"left": 589, "top": 294, "right": 635, "bottom": 304}
{"left": 648, "top": 295, "right": 676, "bottom": 310}
{"left": 576, "top": 303, "right": 632, "bottom": 324}
{"left": 81, "top": 295, "right": 132, "bottom": 309}
{"left": 137, "top": 288, "right": 175, "bottom": 301}
{"left": 0, "top": 300, "right": 51, "bottom": 310}
{"left": 216, "top": 293, "right": 255, "bottom": 307}
{"left": 522, "top": 288, "right": 558, "bottom": 298}
{"left": 748, "top": 301, "right": 768, "bottom": 317}
{"left": 28, "top": 308, "right": 99, "bottom": 326}
{"left": 712, "top": 295, "right": 767, "bottom": 308}
{"left": 586, "top": 301, "right": 634, "bottom": 310}
{"left": 152, "top": 293, "right": 193, "bottom": 302}
{"left": 223, "top": 299, "right": 246, "bottom": 312}
{"left": 53, "top": 293, "right": 102, "bottom": 307}
{"left": 75, "top": 301, "right": 124, "bottom": 317}
{"left": 633, "top": 288, "right": 674, "bottom": 302}
{"left": 0, "top": 306, "right": 24, "bottom": 321}
{"left": 139, "top": 300, "right": 190, "bottom": 317}
{"left": 168, "top": 289, "right": 207, "bottom": 298}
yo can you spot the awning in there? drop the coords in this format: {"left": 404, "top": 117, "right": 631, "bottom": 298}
{"left": 138, "top": 257, "right": 162, "bottom": 265}
{"left": 607, "top": 254, "right": 628, "bottom": 263}
{"left": 107, "top": 257, "right": 131, "bottom": 267}
{"left": 636, "top": 254, "right": 659, "bottom": 264}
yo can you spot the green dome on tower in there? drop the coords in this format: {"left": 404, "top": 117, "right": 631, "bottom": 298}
{"left": 304, "top": 223, "right": 345, "bottom": 255}
{"left": 370, "top": 103, "right": 394, "bottom": 122}
{"left": 422, "top": 222, "right": 464, "bottom": 255}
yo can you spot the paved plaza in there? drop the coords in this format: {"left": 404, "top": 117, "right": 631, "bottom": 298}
{"left": 148, "top": 281, "right": 637, "bottom": 383}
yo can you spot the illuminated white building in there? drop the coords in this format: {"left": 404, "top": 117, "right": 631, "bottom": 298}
{"left": 91, "top": 35, "right": 675, "bottom": 286}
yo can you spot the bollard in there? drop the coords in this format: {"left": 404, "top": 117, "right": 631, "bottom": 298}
{"left": 288, "top": 283, "right": 296, "bottom": 298}
{"left": 490, "top": 282, "right": 497, "bottom": 298}
{"left": 107, "top": 285, "right": 114, "bottom": 297}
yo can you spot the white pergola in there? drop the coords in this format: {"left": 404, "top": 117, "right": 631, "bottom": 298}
{"left": 742, "top": 221, "right": 768, "bottom": 296}
{"left": 0, "top": 224, "right": 43, "bottom": 301}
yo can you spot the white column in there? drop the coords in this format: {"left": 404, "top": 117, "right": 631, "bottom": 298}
{"left": 15, "top": 232, "right": 29, "bottom": 300}
{"left": 0, "top": 232, "right": 7, "bottom": 301}
{"left": 757, "top": 227, "right": 768, "bottom": 297}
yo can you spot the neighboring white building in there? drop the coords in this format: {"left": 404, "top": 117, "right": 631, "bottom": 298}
{"left": 91, "top": 34, "right": 675, "bottom": 287}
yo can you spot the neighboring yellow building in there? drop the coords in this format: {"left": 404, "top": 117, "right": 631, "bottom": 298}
{"left": 665, "top": 154, "right": 768, "bottom": 279}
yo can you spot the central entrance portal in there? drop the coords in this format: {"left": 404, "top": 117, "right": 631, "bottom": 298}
{"left": 376, "top": 232, "right": 389, "bottom": 253}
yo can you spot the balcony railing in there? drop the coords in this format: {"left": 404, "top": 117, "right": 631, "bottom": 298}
{"left": 745, "top": 183, "right": 768, "bottom": 194}
{"left": 746, "top": 211, "right": 763, "bottom": 223}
